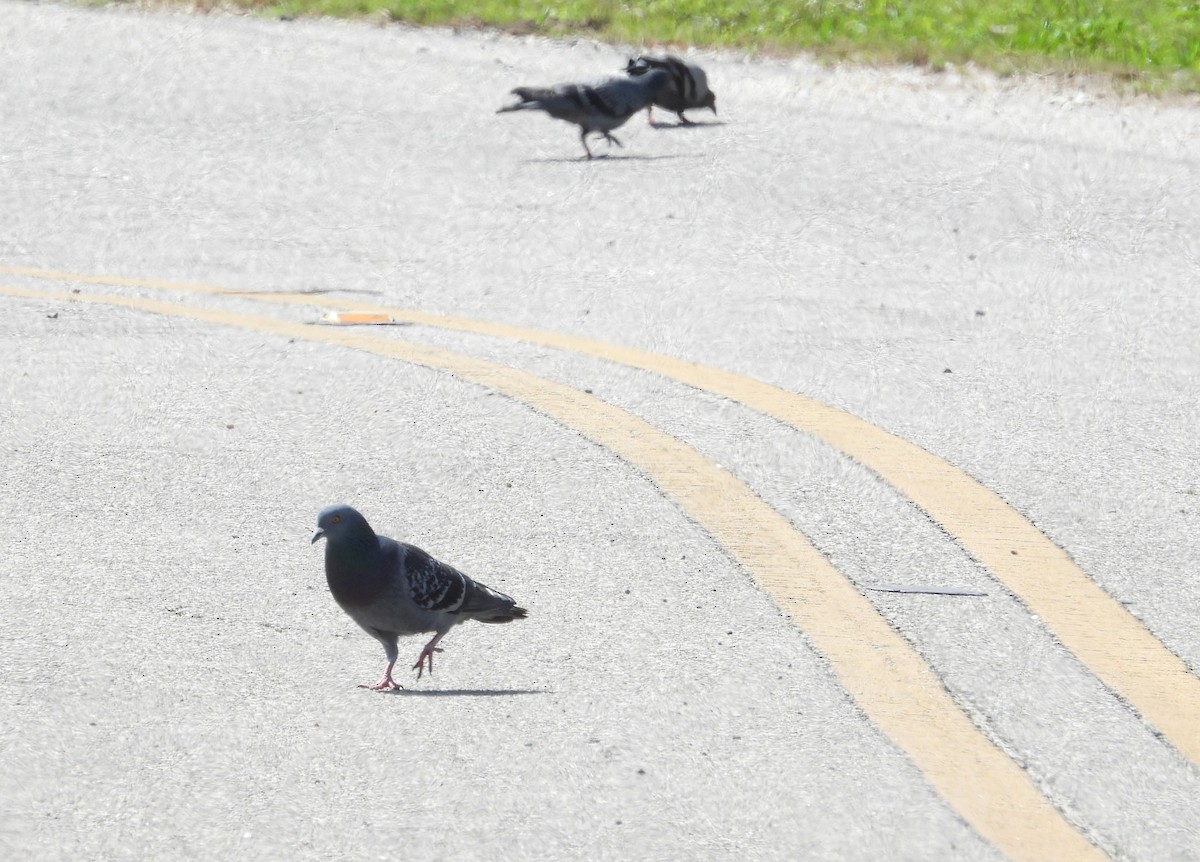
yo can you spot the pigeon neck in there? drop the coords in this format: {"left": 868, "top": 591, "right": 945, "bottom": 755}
{"left": 324, "top": 529, "right": 387, "bottom": 605}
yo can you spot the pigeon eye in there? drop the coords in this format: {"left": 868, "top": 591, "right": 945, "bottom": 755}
{"left": 331, "top": 515, "right": 341, "bottom": 525}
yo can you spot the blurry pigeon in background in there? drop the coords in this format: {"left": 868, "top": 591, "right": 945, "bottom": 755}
{"left": 497, "top": 68, "right": 671, "bottom": 158}
{"left": 312, "top": 504, "right": 527, "bottom": 691}
{"left": 624, "top": 54, "right": 717, "bottom": 125}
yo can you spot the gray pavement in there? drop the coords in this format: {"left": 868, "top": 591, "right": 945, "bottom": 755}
{"left": 1, "top": 2, "right": 1198, "bottom": 860}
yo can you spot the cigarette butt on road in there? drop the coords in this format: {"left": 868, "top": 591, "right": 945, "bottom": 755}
{"left": 319, "top": 311, "right": 398, "bottom": 325}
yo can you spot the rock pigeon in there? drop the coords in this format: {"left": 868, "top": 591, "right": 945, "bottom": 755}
{"left": 497, "top": 68, "right": 671, "bottom": 158}
{"left": 624, "top": 55, "right": 717, "bottom": 126}
{"left": 311, "top": 504, "right": 527, "bottom": 690}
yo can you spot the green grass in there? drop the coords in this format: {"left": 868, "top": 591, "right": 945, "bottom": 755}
{"left": 148, "top": 0, "right": 1200, "bottom": 92}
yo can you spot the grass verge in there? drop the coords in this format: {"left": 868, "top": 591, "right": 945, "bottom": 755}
{"left": 109, "top": 1, "right": 1200, "bottom": 93}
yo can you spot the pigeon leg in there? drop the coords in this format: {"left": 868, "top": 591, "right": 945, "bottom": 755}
{"left": 359, "top": 660, "right": 402, "bottom": 691}
{"left": 602, "top": 132, "right": 623, "bottom": 149}
{"left": 579, "top": 129, "right": 594, "bottom": 160}
{"left": 646, "top": 106, "right": 654, "bottom": 126}
{"left": 677, "top": 112, "right": 694, "bottom": 126}
{"left": 413, "top": 632, "right": 447, "bottom": 679}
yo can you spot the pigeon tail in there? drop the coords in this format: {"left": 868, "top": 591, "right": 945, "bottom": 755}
{"left": 461, "top": 578, "right": 528, "bottom": 623}
{"left": 475, "top": 605, "right": 529, "bottom": 624}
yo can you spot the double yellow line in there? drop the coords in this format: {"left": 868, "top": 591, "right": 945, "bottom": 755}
{"left": 4, "top": 266, "right": 1197, "bottom": 860}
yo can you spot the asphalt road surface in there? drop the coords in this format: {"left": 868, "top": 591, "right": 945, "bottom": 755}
{"left": 2, "top": 2, "right": 1198, "bottom": 860}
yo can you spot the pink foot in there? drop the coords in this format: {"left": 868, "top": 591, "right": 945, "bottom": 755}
{"left": 358, "top": 661, "right": 402, "bottom": 691}
{"left": 412, "top": 633, "right": 447, "bottom": 680}
{"left": 359, "top": 676, "right": 400, "bottom": 691}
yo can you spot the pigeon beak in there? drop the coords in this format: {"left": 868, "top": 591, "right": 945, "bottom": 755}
{"left": 310, "top": 527, "right": 326, "bottom": 545}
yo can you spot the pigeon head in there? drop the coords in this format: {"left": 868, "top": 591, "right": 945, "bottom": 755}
{"left": 702, "top": 90, "right": 717, "bottom": 115}
{"left": 311, "top": 504, "right": 374, "bottom": 545}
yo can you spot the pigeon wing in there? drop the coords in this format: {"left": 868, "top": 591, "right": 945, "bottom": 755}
{"left": 400, "top": 542, "right": 469, "bottom": 613}
{"left": 400, "top": 542, "right": 527, "bottom": 623}
{"left": 585, "top": 74, "right": 668, "bottom": 123}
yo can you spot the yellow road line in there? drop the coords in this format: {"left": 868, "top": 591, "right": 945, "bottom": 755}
{"left": 5, "top": 264, "right": 1198, "bottom": 770}
{"left": 2, "top": 283, "right": 1103, "bottom": 860}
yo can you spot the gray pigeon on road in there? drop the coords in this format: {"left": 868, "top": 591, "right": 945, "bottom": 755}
{"left": 312, "top": 504, "right": 527, "bottom": 691}
{"left": 624, "top": 55, "right": 717, "bottom": 126}
{"left": 497, "top": 68, "right": 671, "bottom": 158}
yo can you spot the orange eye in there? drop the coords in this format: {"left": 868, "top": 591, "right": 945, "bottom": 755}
{"left": 331, "top": 515, "right": 341, "bottom": 525}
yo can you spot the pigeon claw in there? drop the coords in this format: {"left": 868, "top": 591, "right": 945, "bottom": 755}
{"left": 359, "top": 677, "right": 402, "bottom": 692}
{"left": 412, "top": 647, "right": 444, "bottom": 680}
{"left": 412, "top": 633, "right": 448, "bottom": 680}
{"left": 359, "top": 660, "right": 402, "bottom": 691}
{"left": 602, "top": 132, "right": 624, "bottom": 149}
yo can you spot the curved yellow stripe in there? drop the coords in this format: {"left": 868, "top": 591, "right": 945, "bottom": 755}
{"left": 1, "top": 283, "right": 1102, "bottom": 860}
{"left": 5, "top": 264, "right": 1197, "bottom": 770}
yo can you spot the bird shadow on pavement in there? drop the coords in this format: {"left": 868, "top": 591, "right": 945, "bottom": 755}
{"left": 524, "top": 153, "right": 695, "bottom": 164}
{"left": 649, "top": 120, "right": 726, "bottom": 130}
{"left": 382, "top": 688, "right": 551, "bottom": 697}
